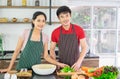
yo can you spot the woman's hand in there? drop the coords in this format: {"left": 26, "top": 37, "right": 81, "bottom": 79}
{"left": 0, "top": 69, "right": 7, "bottom": 73}
{"left": 57, "top": 62, "right": 69, "bottom": 68}
{"left": 0, "top": 68, "right": 10, "bottom": 73}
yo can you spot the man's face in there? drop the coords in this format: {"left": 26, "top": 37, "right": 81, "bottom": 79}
{"left": 58, "top": 12, "right": 71, "bottom": 26}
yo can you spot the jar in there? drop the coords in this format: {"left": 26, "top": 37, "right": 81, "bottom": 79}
{"left": 22, "top": 0, "right": 27, "bottom": 6}
{"left": 35, "top": 0, "right": 39, "bottom": 6}
{"left": 7, "top": 0, "right": 12, "bottom": 6}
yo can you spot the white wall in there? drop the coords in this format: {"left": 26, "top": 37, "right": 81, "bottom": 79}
{"left": 0, "top": 0, "right": 64, "bottom": 50}
{"left": 0, "top": 24, "right": 61, "bottom": 50}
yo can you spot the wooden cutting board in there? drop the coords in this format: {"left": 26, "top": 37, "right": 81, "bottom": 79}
{"left": 8, "top": 70, "right": 32, "bottom": 78}
{"left": 57, "top": 69, "right": 85, "bottom": 76}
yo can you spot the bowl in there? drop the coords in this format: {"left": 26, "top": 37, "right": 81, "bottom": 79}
{"left": 12, "top": 18, "right": 17, "bottom": 22}
{"left": 32, "top": 64, "right": 56, "bottom": 75}
{"left": 23, "top": 18, "right": 29, "bottom": 22}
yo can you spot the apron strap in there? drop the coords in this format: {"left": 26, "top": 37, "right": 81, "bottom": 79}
{"left": 28, "top": 29, "right": 33, "bottom": 41}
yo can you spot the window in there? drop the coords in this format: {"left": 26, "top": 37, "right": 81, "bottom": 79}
{"left": 71, "top": 6, "right": 118, "bottom": 53}
{"left": 118, "top": 8, "right": 120, "bottom": 53}
{"left": 71, "top": 6, "right": 91, "bottom": 29}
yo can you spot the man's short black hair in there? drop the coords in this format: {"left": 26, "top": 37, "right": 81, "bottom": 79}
{"left": 56, "top": 6, "right": 71, "bottom": 17}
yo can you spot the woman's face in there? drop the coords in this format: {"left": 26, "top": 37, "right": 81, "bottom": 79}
{"left": 33, "top": 15, "right": 46, "bottom": 30}
{"left": 58, "top": 12, "right": 71, "bottom": 27}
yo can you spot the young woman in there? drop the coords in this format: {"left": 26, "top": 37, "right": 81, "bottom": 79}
{"left": 0, "top": 11, "right": 49, "bottom": 72}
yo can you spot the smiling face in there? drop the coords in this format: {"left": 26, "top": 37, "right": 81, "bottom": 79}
{"left": 32, "top": 15, "right": 46, "bottom": 30}
{"left": 58, "top": 12, "right": 71, "bottom": 27}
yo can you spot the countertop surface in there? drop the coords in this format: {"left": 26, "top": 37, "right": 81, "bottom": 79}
{"left": 0, "top": 73, "right": 80, "bottom": 79}
{"left": 0, "top": 73, "right": 120, "bottom": 79}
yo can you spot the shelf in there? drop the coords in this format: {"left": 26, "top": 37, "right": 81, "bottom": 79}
{"left": 0, "top": 22, "right": 60, "bottom": 24}
{"left": 0, "top": 6, "right": 59, "bottom": 9}
{"left": 0, "top": 0, "right": 60, "bottom": 25}
{"left": 0, "top": 22, "right": 31, "bottom": 24}
{"left": 52, "top": 22, "right": 60, "bottom": 24}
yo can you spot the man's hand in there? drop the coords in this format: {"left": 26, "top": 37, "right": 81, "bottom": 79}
{"left": 71, "top": 61, "right": 81, "bottom": 71}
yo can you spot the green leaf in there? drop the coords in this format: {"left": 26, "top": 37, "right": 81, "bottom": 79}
{"left": 60, "top": 66, "right": 75, "bottom": 73}
{"left": 88, "top": 68, "right": 96, "bottom": 73}
{"left": 64, "top": 76, "right": 71, "bottom": 79}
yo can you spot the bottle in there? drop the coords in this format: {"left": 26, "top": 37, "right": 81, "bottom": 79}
{"left": 7, "top": 0, "right": 12, "bottom": 6}
{"left": 22, "top": 0, "right": 27, "bottom": 6}
{"left": 35, "top": 0, "right": 39, "bottom": 6}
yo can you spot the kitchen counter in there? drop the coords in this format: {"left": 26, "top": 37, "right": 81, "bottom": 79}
{"left": 0, "top": 73, "right": 59, "bottom": 79}
{"left": 0, "top": 52, "right": 99, "bottom": 60}
{"left": 0, "top": 72, "right": 82, "bottom": 79}
{"left": 0, "top": 72, "right": 90, "bottom": 79}
{"left": 0, "top": 53, "right": 99, "bottom": 69}
{"left": 0, "top": 72, "right": 120, "bottom": 79}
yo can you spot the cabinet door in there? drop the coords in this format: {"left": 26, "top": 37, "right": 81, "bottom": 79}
{"left": 4, "top": 60, "right": 18, "bottom": 69}
{"left": 0, "top": 60, "right": 2, "bottom": 69}
{"left": 81, "top": 58, "right": 99, "bottom": 67}
{"left": 0, "top": 60, "right": 6, "bottom": 69}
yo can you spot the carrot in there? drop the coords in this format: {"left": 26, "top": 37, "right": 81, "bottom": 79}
{"left": 86, "top": 73, "right": 94, "bottom": 77}
{"left": 81, "top": 66, "right": 90, "bottom": 73}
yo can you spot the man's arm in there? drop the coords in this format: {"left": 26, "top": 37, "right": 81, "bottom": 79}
{"left": 72, "top": 38, "right": 88, "bottom": 71}
{"left": 78, "top": 38, "right": 88, "bottom": 64}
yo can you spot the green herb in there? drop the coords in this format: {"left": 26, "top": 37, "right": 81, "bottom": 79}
{"left": 64, "top": 76, "right": 71, "bottom": 79}
{"left": 60, "top": 66, "right": 75, "bottom": 79}
{"left": 88, "top": 68, "right": 96, "bottom": 73}
{"left": 60, "top": 66, "right": 75, "bottom": 73}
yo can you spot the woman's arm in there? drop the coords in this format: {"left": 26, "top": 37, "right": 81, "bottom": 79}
{"left": 50, "top": 41, "right": 56, "bottom": 60}
{"left": 44, "top": 41, "right": 57, "bottom": 63}
{"left": 44, "top": 41, "right": 68, "bottom": 68}
{"left": 0, "top": 37, "right": 24, "bottom": 73}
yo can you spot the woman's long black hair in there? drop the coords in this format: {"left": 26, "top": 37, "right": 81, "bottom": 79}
{"left": 32, "top": 11, "right": 47, "bottom": 28}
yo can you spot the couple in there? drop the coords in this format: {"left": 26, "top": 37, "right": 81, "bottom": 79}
{"left": 0, "top": 6, "right": 87, "bottom": 73}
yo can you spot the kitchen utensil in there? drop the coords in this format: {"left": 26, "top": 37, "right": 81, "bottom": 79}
{"left": 4, "top": 73, "right": 10, "bottom": 79}
{"left": 8, "top": 70, "right": 32, "bottom": 78}
{"left": 57, "top": 69, "right": 85, "bottom": 76}
{"left": 11, "top": 74, "right": 17, "bottom": 79}
{"left": 16, "top": 70, "right": 32, "bottom": 77}
{"left": 32, "top": 64, "right": 56, "bottom": 75}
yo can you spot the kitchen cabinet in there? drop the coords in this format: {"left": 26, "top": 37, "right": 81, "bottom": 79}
{"left": 41, "top": 55, "right": 99, "bottom": 67}
{"left": 0, "top": 52, "right": 99, "bottom": 69}
{"left": 0, "top": 61, "right": 2, "bottom": 68}
{"left": 0, "top": 60, "right": 18, "bottom": 69}
{"left": 81, "top": 57, "right": 99, "bottom": 67}
{"left": 0, "top": 56, "right": 99, "bottom": 69}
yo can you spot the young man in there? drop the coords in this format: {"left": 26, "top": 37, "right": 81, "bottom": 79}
{"left": 46, "top": 6, "right": 87, "bottom": 71}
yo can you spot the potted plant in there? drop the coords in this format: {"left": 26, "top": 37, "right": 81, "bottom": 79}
{"left": 0, "top": 33, "right": 4, "bottom": 57}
